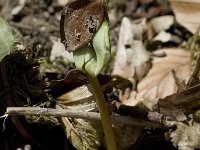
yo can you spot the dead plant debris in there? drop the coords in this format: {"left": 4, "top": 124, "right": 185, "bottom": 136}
{"left": 1, "top": 0, "right": 200, "bottom": 150}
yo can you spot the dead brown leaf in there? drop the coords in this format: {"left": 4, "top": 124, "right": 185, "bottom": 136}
{"left": 150, "top": 15, "right": 174, "bottom": 33}
{"left": 137, "top": 48, "right": 195, "bottom": 109}
{"left": 158, "top": 84, "right": 200, "bottom": 120}
{"left": 56, "top": 85, "right": 103, "bottom": 150}
{"left": 112, "top": 17, "right": 151, "bottom": 82}
{"left": 170, "top": 0, "right": 200, "bottom": 34}
{"left": 166, "top": 118, "right": 200, "bottom": 150}
{"left": 57, "top": 0, "right": 69, "bottom": 6}
{"left": 56, "top": 83, "right": 143, "bottom": 150}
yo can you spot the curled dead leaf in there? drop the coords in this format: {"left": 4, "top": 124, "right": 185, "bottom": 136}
{"left": 158, "top": 84, "right": 200, "bottom": 121}
{"left": 137, "top": 48, "right": 195, "bottom": 109}
{"left": 56, "top": 79, "right": 141, "bottom": 149}
{"left": 112, "top": 17, "right": 151, "bottom": 82}
{"left": 150, "top": 15, "right": 174, "bottom": 33}
{"left": 166, "top": 118, "right": 200, "bottom": 150}
{"left": 56, "top": 85, "right": 102, "bottom": 150}
{"left": 170, "top": 0, "right": 200, "bottom": 34}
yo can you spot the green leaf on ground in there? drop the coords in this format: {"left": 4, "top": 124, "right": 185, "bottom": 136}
{"left": 0, "top": 17, "right": 14, "bottom": 62}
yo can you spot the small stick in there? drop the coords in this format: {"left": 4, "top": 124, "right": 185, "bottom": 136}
{"left": 6, "top": 107, "right": 167, "bottom": 128}
{"left": 6, "top": 107, "right": 100, "bottom": 120}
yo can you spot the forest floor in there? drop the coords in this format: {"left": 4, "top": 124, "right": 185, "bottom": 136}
{"left": 1, "top": 0, "right": 200, "bottom": 150}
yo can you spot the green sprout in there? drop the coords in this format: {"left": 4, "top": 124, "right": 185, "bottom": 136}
{"left": 60, "top": 0, "right": 117, "bottom": 148}
{"left": 73, "top": 19, "right": 117, "bottom": 150}
{"left": 73, "top": 19, "right": 110, "bottom": 77}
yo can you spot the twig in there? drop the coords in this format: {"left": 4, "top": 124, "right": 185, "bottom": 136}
{"left": 6, "top": 107, "right": 167, "bottom": 129}
{"left": 7, "top": 107, "right": 100, "bottom": 120}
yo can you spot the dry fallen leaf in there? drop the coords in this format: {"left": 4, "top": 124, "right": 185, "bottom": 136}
{"left": 56, "top": 83, "right": 142, "bottom": 149}
{"left": 137, "top": 48, "right": 195, "bottom": 109}
{"left": 166, "top": 118, "right": 200, "bottom": 150}
{"left": 150, "top": 15, "right": 174, "bottom": 33}
{"left": 50, "top": 36, "right": 74, "bottom": 62}
{"left": 11, "top": 0, "right": 26, "bottom": 16}
{"left": 57, "top": 0, "right": 69, "bottom": 6}
{"left": 158, "top": 84, "right": 200, "bottom": 121}
{"left": 112, "top": 17, "right": 151, "bottom": 82}
{"left": 153, "top": 31, "right": 181, "bottom": 43}
{"left": 57, "top": 85, "right": 96, "bottom": 111}
{"left": 170, "top": 0, "right": 200, "bottom": 34}
{"left": 56, "top": 85, "right": 103, "bottom": 150}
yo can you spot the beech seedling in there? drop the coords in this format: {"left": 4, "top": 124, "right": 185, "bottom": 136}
{"left": 60, "top": 0, "right": 117, "bottom": 149}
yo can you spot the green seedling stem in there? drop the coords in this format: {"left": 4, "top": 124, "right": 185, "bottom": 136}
{"left": 87, "top": 74, "right": 117, "bottom": 150}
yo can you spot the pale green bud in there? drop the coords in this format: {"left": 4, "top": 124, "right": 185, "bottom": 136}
{"left": 73, "top": 19, "right": 110, "bottom": 77}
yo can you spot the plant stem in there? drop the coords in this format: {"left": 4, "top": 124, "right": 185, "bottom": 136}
{"left": 87, "top": 74, "right": 117, "bottom": 150}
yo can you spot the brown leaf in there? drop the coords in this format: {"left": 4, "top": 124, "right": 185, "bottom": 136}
{"left": 57, "top": 0, "right": 69, "bottom": 6}
{"left": 60, "top": 0, "right": 105, "bottom": 52}
{"left": 158, "top": 84, "right": 200, "bottom": 119}
{"left": 137, "top": 48, "right": 195, "bottom": 109}
{"left": 48, "top": 69, "right": 88, "bottom": 89}
{"left": 56, "top": 83, "right": 138, "bottom": 150}
{"left": 57, "top": 84, "right": 95, "bottom": 110}
{"left": 150, "top": 15, "right": 174, "bottom": 33}
{"left": 112, "top": 17, "right": 151, "bottom": 82}
{"left": 56, "top": 85, "right": 103, "bottom": 150}
{"left": 48, "top": 68, "right": 132, "bottom": 98}
{"left": 170, "top": 0, "right": 200, "bottom": 34}
{"left": 57, "top": 108, "right": 103, "bottom": 150}
{"left": 48, "top": 69, "right": 88, "bottom": 98}
{"left": 166, "top": 118, "right": 200, "bottom": 150}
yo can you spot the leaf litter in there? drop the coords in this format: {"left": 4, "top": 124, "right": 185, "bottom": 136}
{"left": 1, "top": 0, "right": 200, "bottom": 150}
{"left": 137, "top": 48, "right": 195, "bottom": 109}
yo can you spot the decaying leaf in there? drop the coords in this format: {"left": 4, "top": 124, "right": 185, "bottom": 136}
{"left": 56, "top": 85, "right": 102, "bottom": 150}
{"left": 57, "top": 84, "right": 96, "bottom": 111}
{"left": 153, "top": 31, "right": 181, "bottom": 43}
{"left": 166, "top": 118, "right": 200, "bottom": 150}
{"left": 137, "top": 48, "right": 195, "bottom": 109}
{"left": 112, "top": 17, "right": 151, "bottom": 82}
{"left": 50, "top": 36, "right": 74, "bottom": 62}
{"left": 11, "top": 0, "right": 26, "bottom": 16}
{"left": 49, "top": 69, "right": 88, "bottom": 89}
{"left": 59, "top": 114, "right": 103, "bottom": 150}
{"left": 149, "top": 15, "right": 181, "bottom": 45}
{"left": 49, "top": 69, "right": 132, "bottom": 98}
{"left": 150, "top": 15, "right": 174, "bottom": 33}
{"left": 158, "top": 84, "right": 200, "bottom": 121}
{"left": 60, "top": 0, "right": 105, "bottom": 52}
{"left": 170, "top": 0, "right": 200, "bottom": 34}
{"left": 57, "top": 0, "right": 69, "bottom": 6}
{"left": 56, "top": 79, "right": 141, "bottom": 149}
